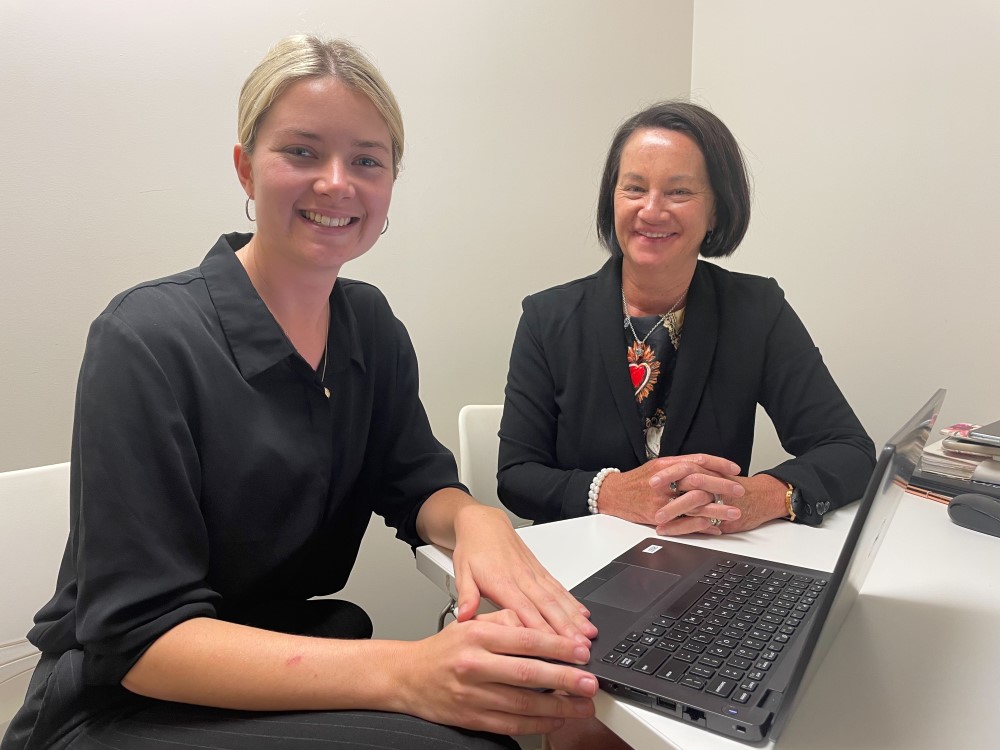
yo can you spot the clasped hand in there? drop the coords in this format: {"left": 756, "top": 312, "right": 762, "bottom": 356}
{"left": 599, "top": 453, "right": 746, "bottom": 536}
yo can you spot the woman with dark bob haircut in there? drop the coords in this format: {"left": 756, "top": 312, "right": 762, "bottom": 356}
{"left": 498, "top": 100, "right": 875, "bottom": 538}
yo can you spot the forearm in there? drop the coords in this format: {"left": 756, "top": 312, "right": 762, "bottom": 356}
{"left": 498, "top": 462, "right": 593, "bottom": 522}
{"left": 416, "top": 487, "right": 511, "bottom": 551}
{"left": 122, "top": 617, "right": 411, "bottom": 712}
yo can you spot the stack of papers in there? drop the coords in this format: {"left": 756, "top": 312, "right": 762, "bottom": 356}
{"left": 920, "top": 439, "right": 1000, "bottom": 483}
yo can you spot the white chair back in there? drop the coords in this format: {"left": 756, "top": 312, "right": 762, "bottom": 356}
{"left": 0, "top": 462, "right": 70, "bottom": 734}
{"left": 458, "top": 405, "right": 530, "bottom": 528}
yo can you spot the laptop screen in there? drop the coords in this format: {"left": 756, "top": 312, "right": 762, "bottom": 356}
{"left": 769, "top": 388, "right": 944, "bottom": 738}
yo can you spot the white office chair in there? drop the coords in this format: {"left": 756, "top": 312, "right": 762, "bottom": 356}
{"left": 0, "top": 462, "right": 70, "bottom": 738}
{"left": 458, "top": 404, "right": 531, "bottom": 529}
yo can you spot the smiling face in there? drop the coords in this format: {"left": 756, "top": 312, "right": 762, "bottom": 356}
{"left": 235, "top": 76, "right": 393, "bottom": 274}
{"left": 613, "top": 128, "right": 716, "bottom": 275}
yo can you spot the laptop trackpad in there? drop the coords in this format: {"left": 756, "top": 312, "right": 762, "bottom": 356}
{"left": 584, "top": 566, "right": 682, "bottom": 612}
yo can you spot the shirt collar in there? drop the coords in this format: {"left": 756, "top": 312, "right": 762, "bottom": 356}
{"left": 201, "top": 233, "right": 365, "bottom": 381}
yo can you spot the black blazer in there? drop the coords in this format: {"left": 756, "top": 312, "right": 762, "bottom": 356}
{"left": 498, "top": 257, "right": 875, "bottom": 525}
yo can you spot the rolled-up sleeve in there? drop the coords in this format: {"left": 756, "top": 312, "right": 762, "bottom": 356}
{"left": 74, "top": 312, "right": 219, "bottom": 684}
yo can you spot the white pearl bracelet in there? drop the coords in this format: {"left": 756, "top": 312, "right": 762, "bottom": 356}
{"left": 587, "top": 467, "right": 620, "bottom": 515}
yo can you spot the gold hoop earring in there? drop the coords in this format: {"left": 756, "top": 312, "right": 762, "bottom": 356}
{"left": 245, "top": 197, "right": 256, "bottom": 222}
{"left": 381, "top": 217, "right": 389, "bottom": 235}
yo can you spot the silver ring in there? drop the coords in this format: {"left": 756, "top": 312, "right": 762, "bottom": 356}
{"left": 670, "top": 481, "right": 679, "bottom": 494}
{"left": 713, "top": 494, "right": 724, "bottom": 504}
{"left": 709, "top": 517, "right": 722, "bottom": 527}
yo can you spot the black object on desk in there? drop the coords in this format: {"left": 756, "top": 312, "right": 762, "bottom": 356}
{"left": 948, "top": 493, "right": 1000, "bottom": 538}
{"left": 909, "top": 468, "right": 1000, "bottom": 501}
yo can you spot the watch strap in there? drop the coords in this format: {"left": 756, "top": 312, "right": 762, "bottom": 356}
{"left": 784, "top": 482, "right": 797, "bottom": 522}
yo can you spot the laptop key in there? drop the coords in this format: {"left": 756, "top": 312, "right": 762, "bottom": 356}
{"left": 747, "top": 669, "right": 766, "bottom": 681}
{"left": 655, "top": 658, "right": 688, "bottom": 682}
{"left": 732, "top": 690, "right": 753, "bottom": 704}
{"left": 720, "top": 667, "right": 744, "bottom": 680}
{"left": 681, "top": 676, "right": 707, "bottom": 690}
{"left": 706, "top": 676, "right": 736, "bottom": 698}
{"left": 632, "top": 651, "right": 669, "bottom": 675}
{"left": 699, "top": 655, "right": 723, "bottom": 668}
{"left": 727, "top": 656, "right": 752, "bottom": 670}
{"left": 689, "top": 665, "right": 715, "bottom": 679}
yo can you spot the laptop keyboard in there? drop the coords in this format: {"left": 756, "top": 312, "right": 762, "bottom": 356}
{"left": 601, "top": 559, "right": 827, "bottom": 705}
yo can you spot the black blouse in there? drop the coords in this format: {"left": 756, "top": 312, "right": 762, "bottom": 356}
{"left": 29, "top": 233, "right": 463, "bottom": 686}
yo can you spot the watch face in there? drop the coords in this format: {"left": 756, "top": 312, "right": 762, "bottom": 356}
{"left": 790, "top": 488, "right": 805, "bottom": 517}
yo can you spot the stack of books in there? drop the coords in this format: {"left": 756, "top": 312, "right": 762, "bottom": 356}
{"left": 912, "top": 421, "right": 1000, "bottom": 500}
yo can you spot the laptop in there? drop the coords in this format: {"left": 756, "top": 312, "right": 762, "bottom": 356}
{"left": 571, "top": 389, "right": 944, "bottom": 742}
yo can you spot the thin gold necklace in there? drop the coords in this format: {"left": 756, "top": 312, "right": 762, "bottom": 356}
{"left": 318, "top": 345, "right": 330, "bottom": 398}
{"left": 622, "top": 287, "right": 687, "bottom": 351}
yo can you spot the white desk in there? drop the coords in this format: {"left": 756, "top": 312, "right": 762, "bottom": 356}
{"left": 416, "top": 494, "right": 1000, "bottom": 749}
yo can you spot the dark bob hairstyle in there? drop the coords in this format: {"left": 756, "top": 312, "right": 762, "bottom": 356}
{"left": 596, "top": 101, "right": 751, "bottom": 258}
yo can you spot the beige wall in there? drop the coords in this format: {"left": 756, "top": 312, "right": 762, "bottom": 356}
{"left": 692, "top": 0, "right": 1000, "bottom": 469}
{"left": 0, "top": 0, "right": 693, "bottom": 638}
{"left": 8, "top": 0, "right": 994, "bottom": 642}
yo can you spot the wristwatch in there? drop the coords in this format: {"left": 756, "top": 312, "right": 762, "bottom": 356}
{"left": 784, "top": 483, "right": 801, "bottom": 522}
